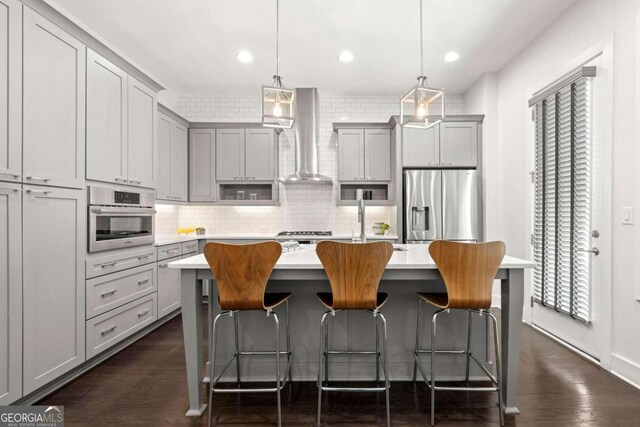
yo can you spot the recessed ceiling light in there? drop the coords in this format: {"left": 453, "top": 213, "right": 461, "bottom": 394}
{"left": 338, "top": 50, "right": 354, "bottom": 63}
{"left": 236, "top": 51, "right": 253, "bottom": 63}
{"left": 443, "top": 51, "right": 460, "bottom": 62}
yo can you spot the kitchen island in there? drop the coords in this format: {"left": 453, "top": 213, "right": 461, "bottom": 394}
{"left": 169, "top": 244, "right": 534, "bottom": 418}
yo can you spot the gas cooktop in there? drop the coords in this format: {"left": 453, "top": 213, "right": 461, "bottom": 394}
{"left": 276, "top": 231, "right": 332, "bottom": 237}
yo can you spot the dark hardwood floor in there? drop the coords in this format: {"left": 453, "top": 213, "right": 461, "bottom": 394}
{"left": 40, "top": 306, "right": 640, "bottom": 426}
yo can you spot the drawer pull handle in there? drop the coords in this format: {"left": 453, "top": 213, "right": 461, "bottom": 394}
{"left": 138, "top": 309, "right": 150, "bottom": 318}
{"left": 0, "top": 172, "right": 20, "bottom": 178}
{"left": 138, "top": 255, "right": 151, "bottom": 260}
{"left": 101, "top": 325, "right": 117, "bottom": 336}
{"left": 114, "top": 177, "right": 128, "bottom": 183}
{"left": 26, "top": 176, "right": 51, "bottom": 182}
{"left": 165, "top": 249, "right": 180, "bottom": 254}
{"left": 0, "top": 187, "right": 20, "bottom": 192}
{"left": 130, "top": 180, "right": 142, "bottom": 185}
{"left": 246, "top": 176, "right": 256, "bottom": 180}
{"left": 138, "top": 279, "right": 150, "bottom": 285}
{"left": 26, "top": 189, "right": 51, "bottom": 194}
{"left": 100, "top": 289, "right": 118, "bottom": 298}
{"left": 158, "top": 264, "right": 168, "bottom": 269}
{"left": 101, "top": 262, "right": 117, "bottom": 269}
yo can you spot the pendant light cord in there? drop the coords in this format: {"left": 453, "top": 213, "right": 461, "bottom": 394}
{"left": 419, "top": 0, "right": 424, "bottom": 76}
{"left": 275, "top": 0, "right": 280, "bottom": 77}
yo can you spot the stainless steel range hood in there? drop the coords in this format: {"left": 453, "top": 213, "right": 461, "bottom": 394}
{"left": 279, "top": 88, "right": 332, "bottom": 184}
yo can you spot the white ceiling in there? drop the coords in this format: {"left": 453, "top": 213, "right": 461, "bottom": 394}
{"left": 51, "top": 0, "right": 576, "bottom": 96}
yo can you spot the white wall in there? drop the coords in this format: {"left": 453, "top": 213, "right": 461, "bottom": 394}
{"left": 155, "top": 93, "right": 464, "bottom": 235}
{"left": 464, "top": 0, "right": 640, "bottom": 386}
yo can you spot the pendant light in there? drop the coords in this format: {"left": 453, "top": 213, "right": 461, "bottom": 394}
{"left": 262, "top": 0, "right": 295, "bottom": 129}
{"left": 400, "top": 0, "right": 445, "bottom": 129}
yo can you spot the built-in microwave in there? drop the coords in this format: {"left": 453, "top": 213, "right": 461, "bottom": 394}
{"left": 88, "top": 186, "right": 156, "bottom": 253}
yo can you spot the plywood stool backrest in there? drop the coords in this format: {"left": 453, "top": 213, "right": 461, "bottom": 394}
{"left": 316, "top": 240, "right": 393, "bottom": 310}
{"left": 428, "top": 240, "right": 506, "bottom": 309}
{"left": 203, "top": 241, "right": 282, "bottom": 310}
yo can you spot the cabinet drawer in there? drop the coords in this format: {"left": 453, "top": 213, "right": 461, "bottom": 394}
{"left": 86, "top": 246, "right": 156, "bottom": 279}
{"left": 181, "top": 240, "right": 198, "bottom": 255}
{"left": 86, "top": 294, "right": 156, "bottom": 359}
{"left": 157, "top": 243, "right": 182, "bottom": 260}
{"left": 86, "top": 264, "right": 157, "bottom": 319}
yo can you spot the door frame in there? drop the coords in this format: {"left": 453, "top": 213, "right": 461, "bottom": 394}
{"left": 524, "top": 36, "right": 614, "bottom": 369}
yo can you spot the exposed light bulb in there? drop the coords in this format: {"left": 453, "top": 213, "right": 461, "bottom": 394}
{"left": 273, "top": 102, "right": 283, "bottom": 117}
{"left": 416, "top": 102, "right": 427, "bottom": 118}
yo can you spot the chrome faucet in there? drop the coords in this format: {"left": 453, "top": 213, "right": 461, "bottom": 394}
{"left": 356, "top": 189, "right": 366, "bottom": 243}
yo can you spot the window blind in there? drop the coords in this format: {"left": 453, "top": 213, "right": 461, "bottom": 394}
{"left": 532, "top": 76, "right": 592, "bottom": 324}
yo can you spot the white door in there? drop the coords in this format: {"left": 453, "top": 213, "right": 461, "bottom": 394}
{"left": 170, "top": 121, "right": 188, "bottom": 200}
{"left": 530, "top": 55, "right": 610, "bottom": 359}
{"left": 127, "top": 76, "right": 156, "bottom": 188}
{"left": 189, "top": 129, "right": 216, "bottom": 202}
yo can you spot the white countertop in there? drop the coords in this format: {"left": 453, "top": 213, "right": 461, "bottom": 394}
{"left": 155, "top": 233, "right": 399, "bottom": 246}
{"left": 168, "top": 244, "right": 536, "bottom": 270}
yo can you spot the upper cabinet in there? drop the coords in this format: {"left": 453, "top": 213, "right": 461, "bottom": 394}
{"left": 402, "top": 121, "right": 478, "bottom": 168}
{"left": 0, "top": 0, "right": 21, "bottom": 184}
{"left": 189, "top": 129, "right": 216, "bottom": 202}
{"left": 127, "top": 77, "right": 156, "bottom": 188}
{"left": 439, "top": 122, "right": 478, "bottom": 167}
{"left": 86, "top": 50, "right": 157, "bottom": 188}
{"left": 86, "top": 49, "right": 127, "bottom": 184}
{"left": 215, "top": 128, "right": 278, "bottom": 182}
{"left": 23, "top": 7, "right": 86, "bottom": 189}
{"left": 338, "top": 127, "right": 391, "bottom": 181}
{"left": 157, "top": 107, "right": 188, "bottom": 201}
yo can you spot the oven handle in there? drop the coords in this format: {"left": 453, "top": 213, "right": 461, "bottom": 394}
{"left": 90, "top": 207, "right": 157, "bottom": 215}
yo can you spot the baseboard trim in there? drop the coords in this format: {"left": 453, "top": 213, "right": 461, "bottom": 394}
{"left": 611, "top": 353, "right": 640, "bottom": 391}
{"left": 530, "top": 324, "right": 600, "bottom": 366}
{"left": 13, "top": 310, "right": 181, "bottom": 405}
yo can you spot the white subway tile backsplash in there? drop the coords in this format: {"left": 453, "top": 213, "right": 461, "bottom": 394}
{"left": 157, "top": 93, "right": 463, "bottom": 236}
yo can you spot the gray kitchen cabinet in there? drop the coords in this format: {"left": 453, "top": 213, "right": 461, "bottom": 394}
{"left": 86, "top": 49, "right": 128, "bottom": 184}
{"left": 0, "top": 183, "right": 21, "bottom": 404}
{"left": 157, "top": 255, "right": 181, "bottom": 318}
{"left": 402, "top": 125, "right": 440, "bottom": 167}
{"left": 157, "top": 110, "right": 188, "bottom": 201}
{"left": 157, "top": 112, "right": 172, "bottom": 199}
{"left": 23, "top": 7, "right": 86, "bottom": 189}
{"left": 439, "top": 121, "right": 478, "bottom": 167}
{"left": 127, "top": 76, "right": 157, "bottom": 188}
{"left": 338, "top": 129, "right": 365, "bottom": 181}
{"left": 189, "top": 129, "right": 216, "bottom": 202}
{"left": 0, "top": 0, "right": 21, "bottom": 185}
{"left": 245, "top": 128, "right": 276, "bottom": 180}
{"left": 364, "top": 129, "right": 391, "bottom": 181}
{"left": 216, "top": 129, "right": 244, "bottom": 181}
{"left": 23, "top": 186, "right": 85, "bottom": 394}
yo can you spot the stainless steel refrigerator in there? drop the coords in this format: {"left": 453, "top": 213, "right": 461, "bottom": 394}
{"left": 404, "top": 169, "right": 478, "bottom": 243}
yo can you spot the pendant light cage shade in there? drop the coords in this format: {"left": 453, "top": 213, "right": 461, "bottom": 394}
{"left": 400, "top": 77, "right": 445, "bottom": 129}
{"left": 262, "top": 76, "right": 295, "bottom": 129}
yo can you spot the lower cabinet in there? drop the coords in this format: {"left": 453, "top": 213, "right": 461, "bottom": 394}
{"left": 22, "top": 186, "right": 85, "bottom": 394}
{"left": 0, "top": 184, "right": 22, "bottom": 404}
{"left": 86, "top": 293, "right": 156, "bottom": 359}
{"left": 157, "top": 256, "right": 181, "bottom": 318}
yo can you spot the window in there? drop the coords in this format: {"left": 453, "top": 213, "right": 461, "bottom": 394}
{"left": 531, "top": 71, "right": 593, "bottom": 323}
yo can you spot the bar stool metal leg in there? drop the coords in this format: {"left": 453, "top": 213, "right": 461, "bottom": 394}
{"left": 285, "top": 300, "right": 292, "bottom": 384}
{"left": 375, "top": 315, "right": 380, "bottom": 384}
{"left": 489, "top": 312, "right": 504, "bottom": 426}
{"left": 377, "top": 312, "right": 391, "bottom": 427}
{"left": 205, "top": 280, "right": 214, "bottom": 384}
{"left": 234, "top": 312, "right": 241, "bottom": 386}
{"left": 413, "top": 298, "right": 423, "bottom": 383}
{"left": 324, "top": 314, "right": 329, "bottom": 386}
{"left": 430, "top": 309, "right": 443, "bottom": 426}
{"left": 270, "top": 311, "right": 282, "bottom": 427}
{"left": 208, "top": 311, "right": 227, "bottom": 427}
{"left": 465, "top": 310, "right": 472, "bottom": 383}
{"left": 317, "top": 312, "right": 330, "bottom": 427}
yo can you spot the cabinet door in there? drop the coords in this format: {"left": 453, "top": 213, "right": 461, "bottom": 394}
{"left": 338, "top": 129, "right": 364, "bottom": 181}
{"left": 439, "top": 122, "right": 478, "bottom": 167}
{"left": 215, "top": 129, "right": 244, "bottom": 181}
{"left": 0, "top": 0, "right": 21, "bottom": 184}
{"left": 0, "top": 184, "right": 21, "bottom": 404}
{"left": 189, "top": 129, "right": 216, "bottom": 201}
{"left": 86, "top": 49, "right": 128, "bottom": 185}
{"left": 364, "top": 129, "right": 391, "bottom": 181}
{"left": 23, "top": 8, "right": 86, "bottom": 189}
{"left": 157, "top": 258, "right": 181, "bottom": 318}
{"left": 402, "top": 125, "right": 440, "bottom": 167}
{"left": 127, "top": 76, "right": 156, "bottom": 188}
{"left": 171, "top": 121, "right": 188, "bottom": 200}
{"left": 245, "top": 128, "right": 276, "bottom": 180}
{"left": 156, "top": 112, "right": 172, "bottom": 200}
{"left": 23, "top": 186, "right": 85, "bottom": 394}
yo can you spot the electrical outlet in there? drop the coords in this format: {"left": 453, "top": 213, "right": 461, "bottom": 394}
{"left": 622, "top": 206, "right": 634, "bottom": 225}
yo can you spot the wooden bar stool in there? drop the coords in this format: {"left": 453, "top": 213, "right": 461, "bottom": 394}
{"left": 413, "top": 240, "right": 506, "bottom": 426}
{"left": 315, "top": 240, "right": 394, "bottom": 427}
{"left": 203, "top": 242, "right": 292, "bottom": 427}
